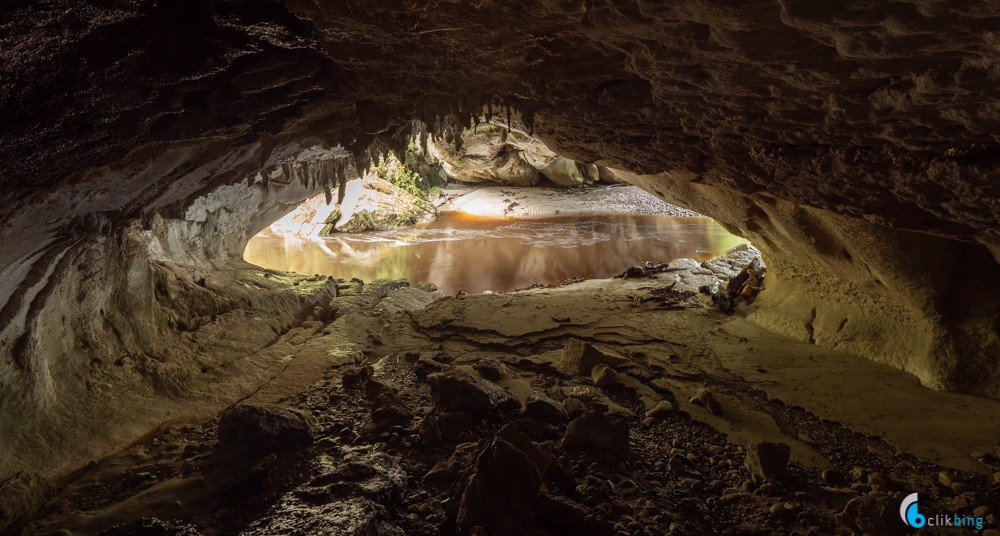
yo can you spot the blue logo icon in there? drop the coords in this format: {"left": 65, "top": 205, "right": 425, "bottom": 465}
{"left": 900, "top": 493, "right": 926, "bottom": 528}
{"left": 899, "top": 492, "right": 986, "bottom": 530}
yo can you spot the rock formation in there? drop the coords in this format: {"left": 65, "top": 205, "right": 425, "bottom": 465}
{"left": 427, "top": 123, "right": 609, "bottom": 188}
{"left": 20, "top": 267, "right": 1000, "bottom": 535}
{"left": 4, "top": 0, "right": 1000, "bottom": 525}
{"left": 273, "top": 176, "right": 435, "bottom": 236}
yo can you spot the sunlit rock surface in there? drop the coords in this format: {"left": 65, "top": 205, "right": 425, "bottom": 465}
{"left": 273, "top": 176, "right": 435, "bottom": 236}
{"left": 428, "top": 123, "right": 603, "bottom": 188}
{"left": 3, "top": 0, "right": 1000, "bottom": 508}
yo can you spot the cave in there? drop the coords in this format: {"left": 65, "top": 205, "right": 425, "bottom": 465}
{"left": 2, "top": 1, "right": 1000, "bottom": 535}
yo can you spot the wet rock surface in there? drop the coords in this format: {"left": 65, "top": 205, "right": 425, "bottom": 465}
{"left": 20, "top": 263, "right": 1000, "bottom": 535}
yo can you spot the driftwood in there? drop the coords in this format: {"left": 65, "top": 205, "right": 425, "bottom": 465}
{"left": 712, "top": 258, "right": 766, "bottom": 314}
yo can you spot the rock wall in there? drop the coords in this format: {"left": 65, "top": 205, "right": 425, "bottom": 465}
{"left": 621, "top": 170, "right": 1000, "bottom": 395}
{"left": 428, "top": 123, "right": 606, "bottom": 188}
{"left": 0, "top": 150, "right": 349, "bottom": 482}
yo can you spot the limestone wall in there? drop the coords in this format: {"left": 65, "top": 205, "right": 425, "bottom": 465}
{"left": 621, "top": 170, "right": 1000, "bottom": 395}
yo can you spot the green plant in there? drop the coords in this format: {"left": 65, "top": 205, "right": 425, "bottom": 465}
{"left": 372, "top": 153, "right": 438, "bottom": 201}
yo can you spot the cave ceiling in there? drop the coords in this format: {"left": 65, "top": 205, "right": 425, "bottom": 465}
{"left": 2, "top": 0, "right": 1000, "bottom": 247}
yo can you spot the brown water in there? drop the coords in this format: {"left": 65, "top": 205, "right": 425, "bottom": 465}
{"left": 244, "top": 212, "right": 747, "bottom": 295}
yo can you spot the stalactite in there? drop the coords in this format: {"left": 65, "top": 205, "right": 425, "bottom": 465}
{"left": 337, "top": 168, "right": 347, "bottom": 204}
{"left": 522, "top": 106, "right": 535, "bottom": 136}
{"left": 505, "top": 101, "right": 512, "bottom": 134}
{"left": 454, "top": 116, "right": 464, "bottom": 152}
{"left": 417, "top": 120, "right": 429, "bottom": 155}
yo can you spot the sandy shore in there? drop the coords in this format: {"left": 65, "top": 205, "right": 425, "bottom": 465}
{"left": 435, "top": 184, "right": 702, "bottom": 218}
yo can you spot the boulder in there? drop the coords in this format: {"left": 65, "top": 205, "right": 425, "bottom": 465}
{"left": 837, "top": 496, "right": 908, "bottom": 535}
{"left": 596, "top": 166, "right": 626, "bottom": 185}
{"left": 644, "top": 400, "right": 675, "bottom": 419}
{"left": 425, "top": 442, "right": 480, "bottom": 484}
{"left": 492, "top": 146, "right": 541, "bottom": 186}
{"left": 242, "top": 446, "right": 407, "bottom": 536}
{"left": 420, "top": 409, "right": 479, "bottom": 445}
{"left": 0, "top": 472, "right": 52, "bottom": 535}
{"left": 590, "top": 363, "right": 618, "bottom": 389}
{"left": 413, "top": 356, "right": 446, "bottom": 380}
{"left": 666, "top": 258, "right": 702, "bottom": 271}
{"left": 561, "top": 412, "right": 632, "bottom": 460}
{"left": 689, "top": 388, "right": 722, "bottom": 415}
{"left": 580, "top": 163, "right": 600, "bottom": 183}
{"left": 522, "top": 392, "right": 570, "bottom": 424}
{"left": 744, "top": 441, "right": 791, "bottom": 481}
{"left": 541, "top": 157, "right": 589, "bottom": 187}
{"left": 443, "top": 427, "right": 544, "bottom": 536}
{"left": 217, "top": 404, "right": 314, "bottom": 457}
{"left": 559, "top": 385, "right": 636, "bottom": 418}
{"left": 472, "top": 358, "right": 508, "bottom": 382}
{"left": 559, "top": 339, "right": 627, "bottom": 376}
{"left": 427, "top": 369, "right": 520, "bottom": 415}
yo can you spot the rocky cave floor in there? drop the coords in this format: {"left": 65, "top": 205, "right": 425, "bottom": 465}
{"left": 20, "top": 249, "right": 1000, "bottom": 536}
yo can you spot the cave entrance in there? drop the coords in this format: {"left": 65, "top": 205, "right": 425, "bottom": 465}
{"left": 243, "top": 144, "right": 748, "bottom": 295}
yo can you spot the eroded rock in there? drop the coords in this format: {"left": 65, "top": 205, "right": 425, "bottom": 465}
{"left": 523, "top": 392, "right": 570, "bottom": 424}
{"left": 561, "top": 412, "right": 632, "bottom": 460}
{"left": 217, "top": 404, "right": 314, "bottom": 457}
{"left": 333, "top": 177, "right": 435, "bottom": 233}
{"left": 590, "top": 363, "right": 617, "bottom": 389}
{"left": 559, "top": 340, "right": 626, "bottom": 376}
{"left": 744, "top": 442, "right": 791, "bottom": 482}
{"left": 243, "top": 447, "right": 407, "bottom": 536}
{"left": 689, "top": 388, "right": 722, "bottom": 415}
{"left": 443, "top": 428, "right": 543, "bottom": 536}
{"left": 644, "top": 400, "right": 675, "bottom": 420}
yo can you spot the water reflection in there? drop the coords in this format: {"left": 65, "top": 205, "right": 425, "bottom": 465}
{"left": 244, "top": 212, "right": 747, "bottom": 295}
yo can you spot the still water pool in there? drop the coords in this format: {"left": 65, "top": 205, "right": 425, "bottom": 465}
{"left": 244, "top": 212, "right": 746, "bottom": 295}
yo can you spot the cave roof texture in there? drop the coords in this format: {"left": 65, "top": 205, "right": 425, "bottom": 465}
{"left": 3, "top": 0, "right": 1000, "bottom": 405}
{"left": 2, "top": 0, "right": 999, "bottom": 243}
